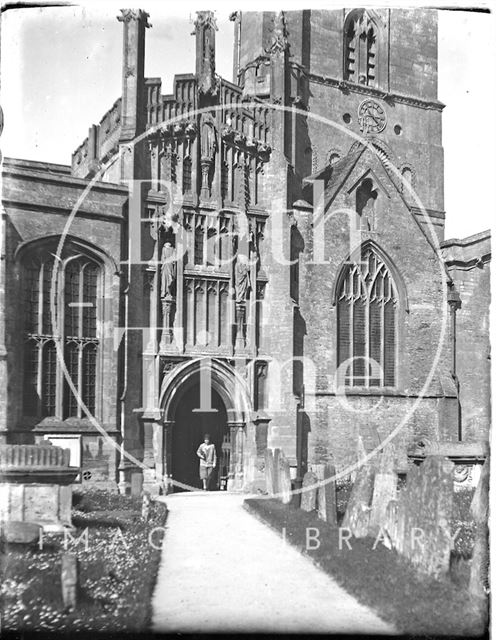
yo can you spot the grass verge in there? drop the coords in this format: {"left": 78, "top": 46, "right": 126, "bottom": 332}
{"left": 244, "top": 497, "right": 487, "bottom": 638}
{"left": 0, "top": 489, "right": 167, "bottom": 634}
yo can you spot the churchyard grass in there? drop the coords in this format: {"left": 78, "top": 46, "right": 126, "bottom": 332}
{"left": 244, "top": 487, "right": 485, "bottom": 638}
{"left": 0, "top": 489, "right": 167, "bottom": 633}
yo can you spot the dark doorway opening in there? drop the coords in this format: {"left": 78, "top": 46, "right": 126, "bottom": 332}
{"left": 171, "top": 383, "right": 228, "bottom": 492}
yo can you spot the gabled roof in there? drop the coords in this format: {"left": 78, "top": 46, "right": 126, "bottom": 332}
{"left": 302, "top": 143, "right": 401, "bottom": 208}
{"left": 300, "top": 143, "right": 452, "bottom": 281}
{"left": 302, "top": 147, "right": 364, "bottom": 205}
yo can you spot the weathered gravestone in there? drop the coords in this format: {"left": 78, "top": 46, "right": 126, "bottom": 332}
{"left": 394, "top": 464, "right": 421, "bottom": 556}
{"left": 264, "top": 449, "right": 274, "bottom": 495}
{"left": 469, "top": 459, "right": 489, "bottom": 601}
{"left": 142, "top": 492, "right": 151, "bottom": 521}
{"left": 300, "top": 471, "right": 318, "bottom": 512}
{"left": 313, "top": 463, "right": 337, "bottom": 526}
{"left": 382, "top": 499, "right": 399, "bottom": 550}
{"left": 369, "top": 444, "right": 397, "bottom": 534}
{"left": 61, "top": 552, "right": 79, "bottom": 611}
{"left": 131, "top": 471, "right": 143, "bottom": 497}
{"left": 278, "top": 452, "right": 292, "bottom": 505}
{"left": 351, "top": 435, "right": 368, "bottom": 482}
{"left": 342, "top": 463, "right": 375, "bottom": 538}
{"left": 403, "top": 456, "right": 454, "bottom": 578}
{"left": 272, "top": 448, "right": 281, "bottom": 496}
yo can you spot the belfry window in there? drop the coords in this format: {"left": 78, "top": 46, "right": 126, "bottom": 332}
{"left": 344, "top": 10, "right": 378, "bottom": 86}
{"left": 23, "top": 245, "right": 101, "bottom": 419}
{"left": 337, "top": 246, "right": 397, "bottom": 387}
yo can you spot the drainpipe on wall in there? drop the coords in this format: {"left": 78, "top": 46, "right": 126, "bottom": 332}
{"left": 447, "top": 283, "right": 462, "bottom": 441}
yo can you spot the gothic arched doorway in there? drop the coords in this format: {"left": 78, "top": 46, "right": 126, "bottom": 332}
{"left": 160, "top": 358, "right": 252, "bottom": 492}
{"left": 170, "top": 382, "right": 229, "bottom": 492}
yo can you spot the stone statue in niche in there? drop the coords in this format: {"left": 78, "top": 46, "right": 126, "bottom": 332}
{"left": 160, "top": 242, "right": 177, "bottom": 300}
{"left": 200, "top": 119, "right": 216, "bottom": 199}
{"left": 234, "top": 253, "right": 251, "bottom": 303}
{"left": 201, "top": 121, "right": 216, "bottom": 162}
{"left": 248, "top": 227, "right": 259, "bottom": 272}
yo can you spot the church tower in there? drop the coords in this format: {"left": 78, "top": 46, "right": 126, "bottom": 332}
{"left": 235, "top": 9, "right": 455, "bottom": 475}
{"left": 236, "top": 9, "right": 444, "bottom": 228}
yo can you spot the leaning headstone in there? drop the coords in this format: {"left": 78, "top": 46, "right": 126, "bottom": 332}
{"left": 351, "top": 435, "right": 368, "bottom": 481}
{"left": 300, "top": 471, "right": 318, "bottom": 512}
{"left": 396, "top": 464, "right": 421, "bottom": 556}
{"left": 369, "top": 444, "right": 397, "bottom": 534}
{"left": 342, "top": 463, "right": 375, "bottom": 538}
{"left": 131, "top": 472, "right": 143, "bottom": 497}
{"left": 272, "top": 448, "right": 281, "bottom": 496}
{"left": 314, "top": 463, "right": 337, "bottom": 526}
{"left": 61, "top": 552, "right": 79, "bottom": 611}
{"left": 382, "top": 499, "right": 399, "bottom": 550}
{"left": 265, "top": 449, "right": 274, "bottom": 495}
{"left": 469, "top": 459, "right": 489, "bottom": 601}
{"left": 278, "top": 452, "right": 292, "bottom": 505}
{"left": 142, "top": 492, "right": 151, "bottom": 521}
{"left": 406, "top": 456, "right": 454, "bottom": 578}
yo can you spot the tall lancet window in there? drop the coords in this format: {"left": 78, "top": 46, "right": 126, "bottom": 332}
{"left": 337, "top": 246, "right": 397, "bottom": 387}
{"left": 344, "top": 10, "right": 378, "bottom": 86}
{"left": 22, "top": 242, "right": 101, "bottom": 419}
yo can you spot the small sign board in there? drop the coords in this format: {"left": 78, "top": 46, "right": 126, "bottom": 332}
{"left": 43, "top": 434, "right": 82, "bottom": 481}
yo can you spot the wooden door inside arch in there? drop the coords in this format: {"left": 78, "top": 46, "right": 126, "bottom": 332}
{"left": 171, "top": 384, "right": 229, "bottom": 492}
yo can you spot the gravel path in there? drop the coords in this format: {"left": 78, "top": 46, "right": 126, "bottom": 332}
{"left": 151, "top": 492, "right": 396, "bottom": 634}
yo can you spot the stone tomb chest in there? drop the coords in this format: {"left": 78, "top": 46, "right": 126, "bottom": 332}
{"left": 0, "top": 443, "right": 79, "bottom": 534}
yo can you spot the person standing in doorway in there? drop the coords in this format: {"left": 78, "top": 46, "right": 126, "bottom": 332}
{"left": 197, "top": 434, "right": 217, "bottom": 491}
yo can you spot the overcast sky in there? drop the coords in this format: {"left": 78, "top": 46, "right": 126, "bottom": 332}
{"left": 1, "top": 3, "right": 495, "bottom": 240}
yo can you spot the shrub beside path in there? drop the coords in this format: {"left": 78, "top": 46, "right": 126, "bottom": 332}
{"left": 151, "top": 492, "right": 396, "bottom": 634}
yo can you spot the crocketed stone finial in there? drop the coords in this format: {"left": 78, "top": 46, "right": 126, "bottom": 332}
{"left": 193, "top": 11, "right": 218, "bottom": 95}
{"left": 267, "top": 11, "right": 289, "bottom": 54}
{"left": 117, "top": 8, "right": 151, "bottom": 27}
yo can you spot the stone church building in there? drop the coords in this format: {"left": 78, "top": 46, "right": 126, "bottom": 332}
{"left": 0, "top": 9, "right": 490, "bottom": 493}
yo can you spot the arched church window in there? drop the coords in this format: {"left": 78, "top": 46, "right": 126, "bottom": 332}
{"left": 344, "top": 10, "right": 378, "bottom": 87}
{"left": 194, "top": 216, "right": 205, "bottom": 265}
{"left": 182, "top": 156, "right": 192, "bottom": 194}
{"left": 22, "top": 244, "right": 101, "bottom": 419}
{"left": 337, "top": 246, "right": 397, "bottom": 387}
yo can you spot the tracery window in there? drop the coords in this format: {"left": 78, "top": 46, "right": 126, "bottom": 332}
{"left": 344, "top": 10, "right": 378, "bottom": 86}
{"left": 337, "top": 246, "right": 397, "bottom": 387}
{"left": 182, "top": 156, "right": 192, "bottom": 194}
{"left": 23, "top": 245, "right": 101, "bottom": 419}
